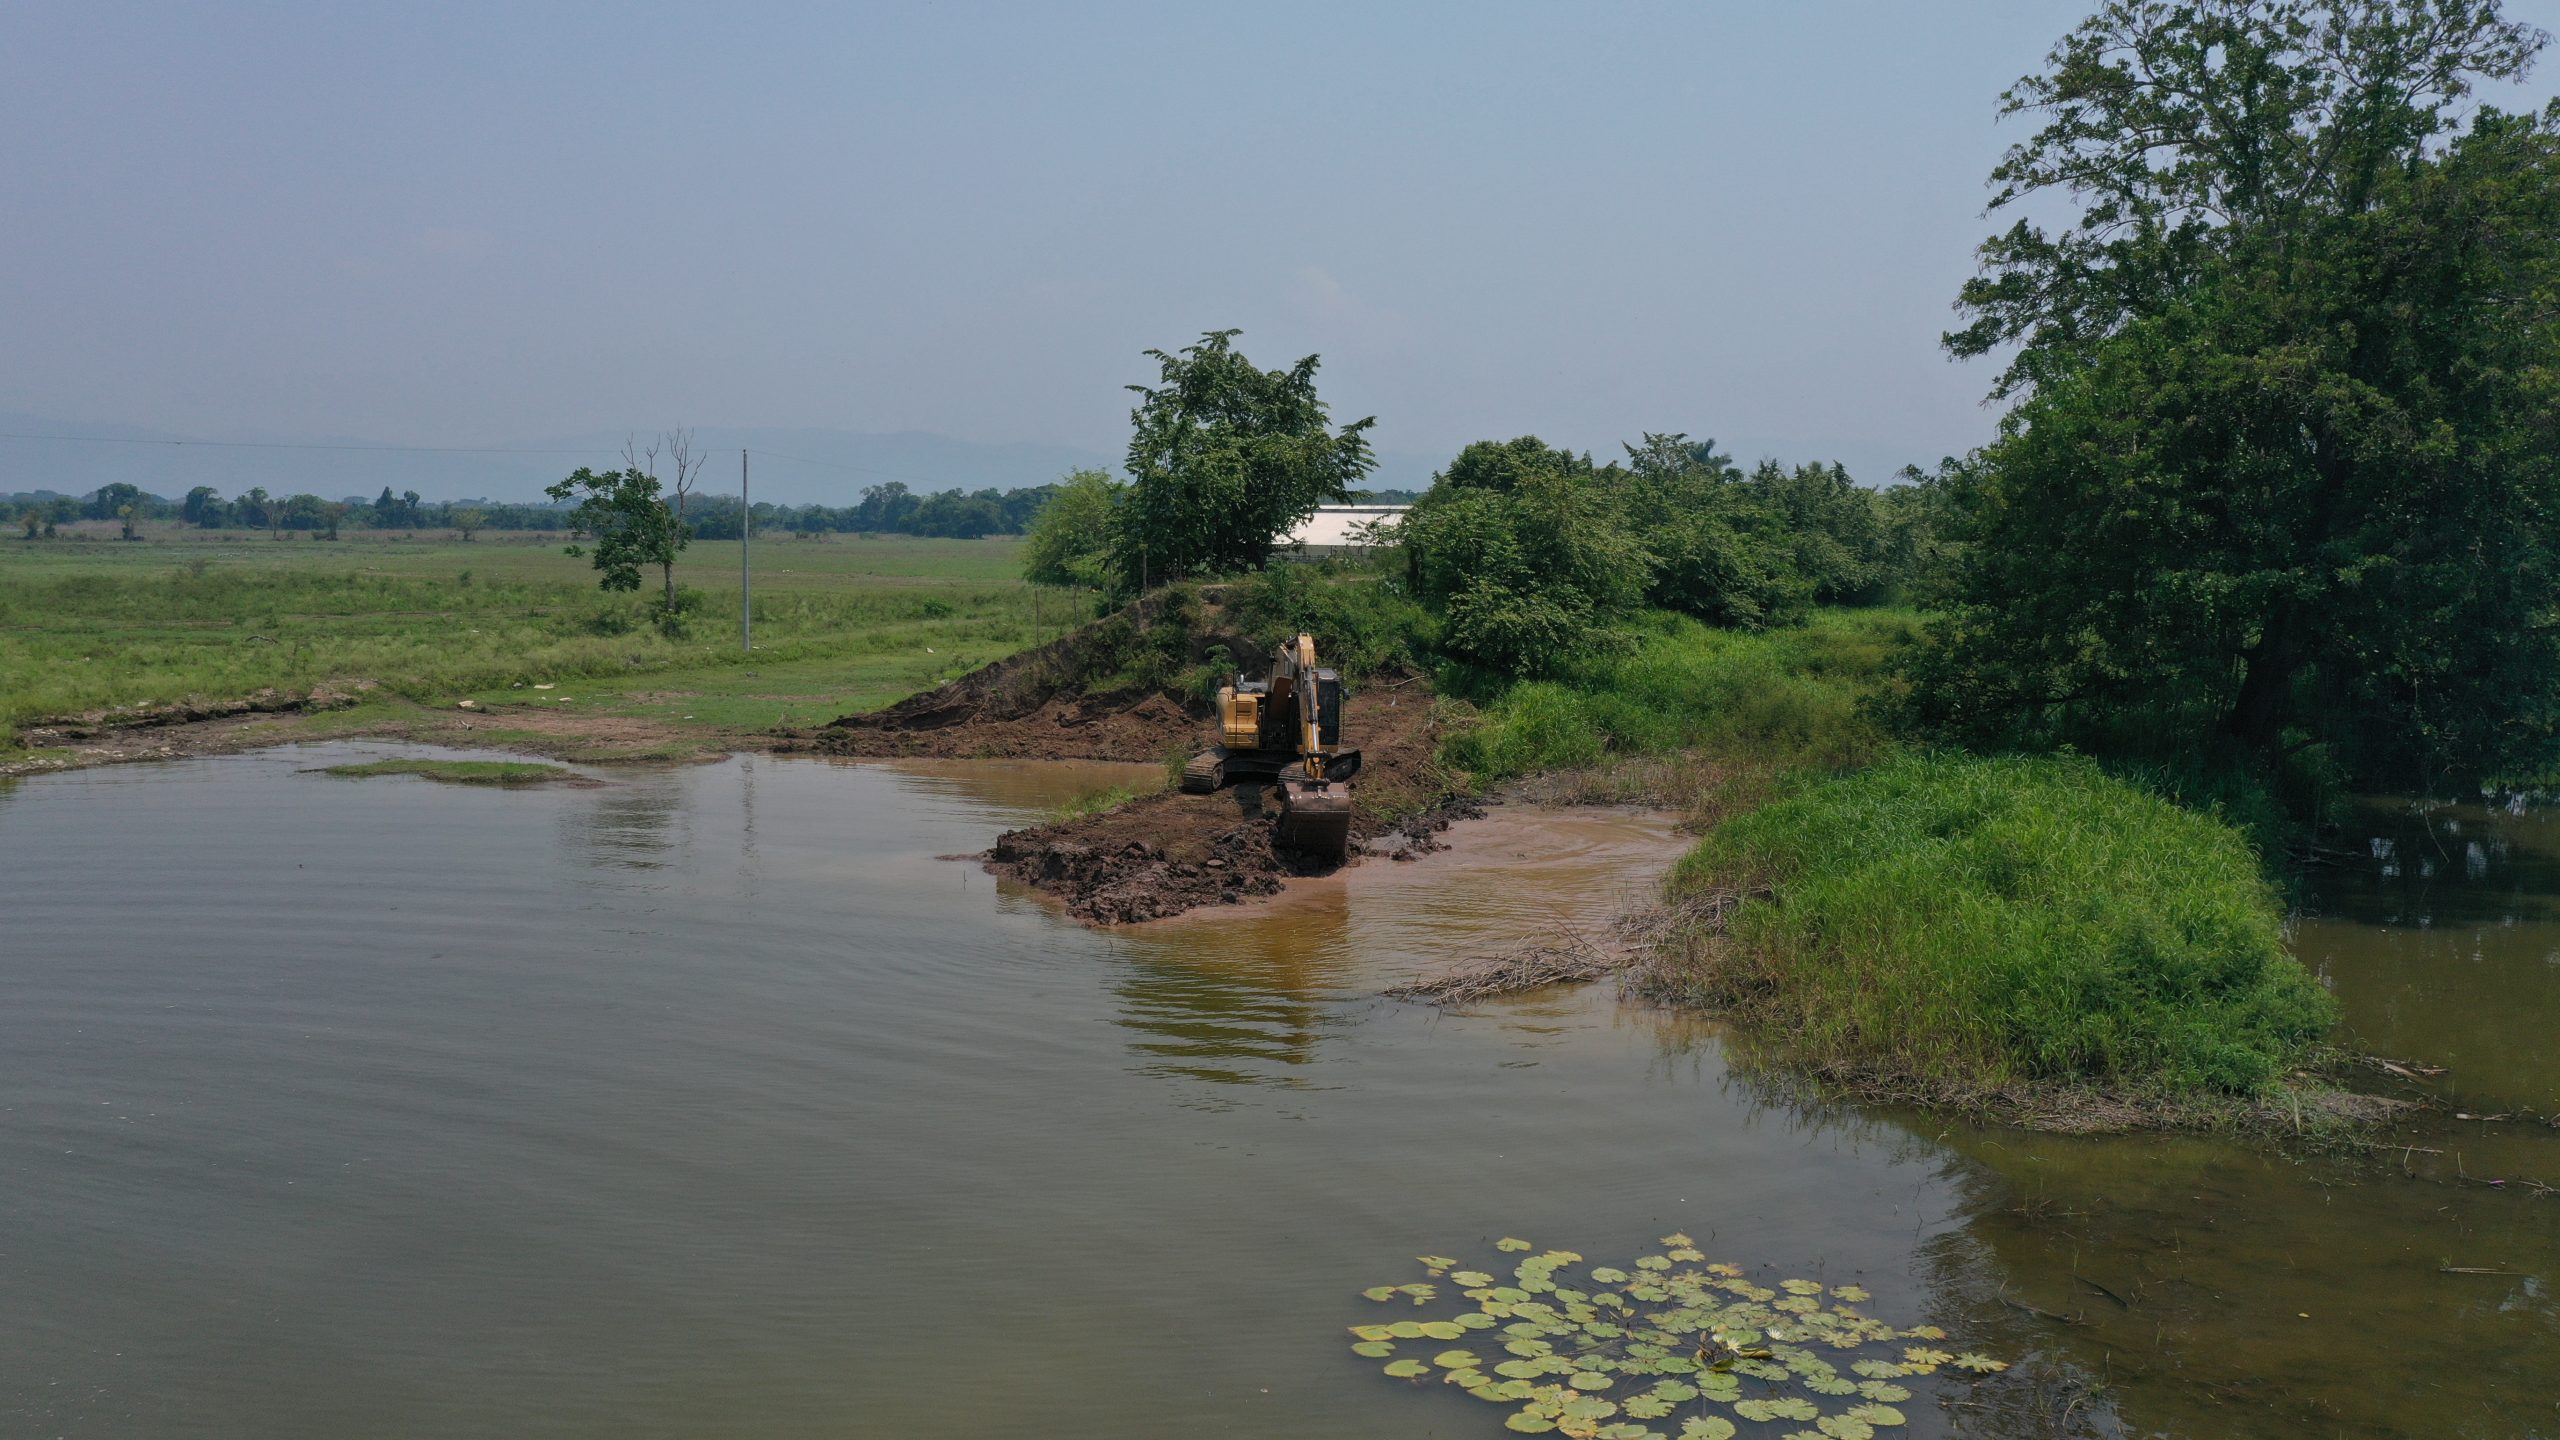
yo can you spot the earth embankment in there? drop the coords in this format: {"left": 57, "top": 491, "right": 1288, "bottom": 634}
{"left": 798, "top": 592, "right": 1462, "bottom": 923}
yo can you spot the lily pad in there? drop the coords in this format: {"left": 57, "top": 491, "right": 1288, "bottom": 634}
{"left": 1350, "top": 1239, "right": 2009, "bottom": 1433}
{"left": 1497, "top": 1237, "right": 1535, "bottom": 1253}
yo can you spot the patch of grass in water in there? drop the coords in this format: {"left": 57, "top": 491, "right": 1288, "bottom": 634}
{"left": 1639, "top": 751, "right": 2337, "bottom": 1100}
{"left": 321, "top": 758, "right": 579, "bottom": 786}
{"left": 1044, "top": 780, "right": 1159, "bottom": 824}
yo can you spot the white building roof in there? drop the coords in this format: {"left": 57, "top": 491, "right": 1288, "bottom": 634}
{"left": 1283, "top": 505, "right": 1408, "bottom": 549}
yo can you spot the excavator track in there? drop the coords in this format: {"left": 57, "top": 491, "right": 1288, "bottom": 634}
{"left": 1179, "top": 747, "right": 1227, "bottom": 794}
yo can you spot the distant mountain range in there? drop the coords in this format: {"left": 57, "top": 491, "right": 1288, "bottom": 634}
{"left": 0, "top": 412, "right": 1451, "bottom": 506}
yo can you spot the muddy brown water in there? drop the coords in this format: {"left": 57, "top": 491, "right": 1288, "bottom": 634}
{"left": 1, "top": 751, "right": 2552, "bottom": 1438}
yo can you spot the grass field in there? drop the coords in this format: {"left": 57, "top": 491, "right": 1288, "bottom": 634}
{"left": 0, "top": 529, "right": 1090, "bottom": 756}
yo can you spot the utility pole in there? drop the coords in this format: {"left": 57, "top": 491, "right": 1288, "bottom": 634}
{"left": 740, "top": 449, "right": 752, "bottom": 653}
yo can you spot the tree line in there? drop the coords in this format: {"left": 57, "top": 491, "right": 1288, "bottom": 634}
{"left": 1017, "top": 0, "right": 2560, "bottom": 806}
{"left": 3, "top": 478, "right": 1067, "bottom": 541}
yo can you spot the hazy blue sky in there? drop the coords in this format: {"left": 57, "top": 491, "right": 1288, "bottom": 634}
{"left": 8, "top": 1, "right": 2559, "bottom": 486}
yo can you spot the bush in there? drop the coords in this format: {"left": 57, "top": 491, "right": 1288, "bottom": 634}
{"left": 1443, "top": 610, "right": 1909, "bottom": 782}
{"left": 1654, "top": 752, "right": 2337, "bottom": 1097}
{"left": 1221, "top": 561, "right": 1432, "bottom": 681}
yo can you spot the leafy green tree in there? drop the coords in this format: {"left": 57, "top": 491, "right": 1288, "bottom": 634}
{"left": 1618, "top": 434, "right": 1809, "bottom": 627}
{"left": 1744, "top": 459, "right": 1888, "bottom": 605}
{"left": 183, "top": 486, "right": 221, "bottom": 527}
{"left": 1021, "top": 467, "right": 1123, "bottom": 589}
{"left": 85, "top": 482, "right": 141, "bottom": 522}
{"left": 1402, "top": 438, "right": 1648, "bottom": 677}
{"left": 1110, "top": 330, "right": 1375, "bottom": 591}
{"left": 1900, "top": 0, "right": 2560, "bottom": 791}
{"left": 545, "top": 467, "right": 687, "bottom": 617}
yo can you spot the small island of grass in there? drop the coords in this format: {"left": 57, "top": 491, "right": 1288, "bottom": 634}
{"left": 1635, "top": 752, "right": 2342, "bottom": 1126}
{"left": 320, "top": 758, "right": 582, "bottom": 786}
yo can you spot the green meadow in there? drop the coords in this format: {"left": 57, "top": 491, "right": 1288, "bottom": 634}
{"left": 0, "top": 528, "right": 1089, "bottom": 752}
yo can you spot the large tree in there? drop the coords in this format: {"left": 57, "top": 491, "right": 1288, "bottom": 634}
{"left": 1401, "top": 438, "right": 1649, "bottom": 677}
{"left": 1901, "top": 0, "right": 2560, "bottom": 791}
{"left": 1109, "top": 330, "right": 1375, "bottom": 591}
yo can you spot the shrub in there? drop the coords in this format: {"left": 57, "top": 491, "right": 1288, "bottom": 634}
{"left": 1442, "top": 610, "right": 1908, "bottom": 781}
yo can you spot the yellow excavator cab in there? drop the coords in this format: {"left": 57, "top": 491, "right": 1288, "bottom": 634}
{"left": 1183, "top": 632, "right": 1363, "bottom": 860}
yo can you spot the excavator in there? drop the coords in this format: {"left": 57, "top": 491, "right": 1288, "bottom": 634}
{"left": 1180, "top": 632, "right": 1363, "bottom": 862}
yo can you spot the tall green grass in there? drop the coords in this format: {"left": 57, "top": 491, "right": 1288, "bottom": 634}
{"left": 1442, "top": 609, "right": 1912, "bottom": 782}
{"left": 1650, "top": 752, "right": 2336, "bottom": 1097}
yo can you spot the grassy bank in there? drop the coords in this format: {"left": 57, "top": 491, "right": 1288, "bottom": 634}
{"left": 0, "top": 533, "right": 1063, "bottom": 756}
{"left": 1637, "top": 752, "right": 2338, "bottom": 1106}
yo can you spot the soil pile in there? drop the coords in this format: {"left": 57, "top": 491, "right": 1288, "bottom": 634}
{"left": 798, "top": 589, "right": 1464, "bottom": 922}
{"left": 983, "top": 675, "right": 1458, "bottom": 923}
{"left": 795, "top": 591, "right": 1257, "bottom": 764}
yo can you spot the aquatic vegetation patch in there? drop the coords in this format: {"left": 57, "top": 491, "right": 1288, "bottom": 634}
{"left": 319, "top": 758, "right": 581, "bottom": 786}
{"left": 1350, "top": 1236, "right": 2002, "bottom": 1438}
{"left": 1638, "top": 752, "right": 2335, "bottom": 1097}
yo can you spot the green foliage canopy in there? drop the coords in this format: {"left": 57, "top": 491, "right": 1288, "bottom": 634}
{"left": 1904, "top": 0, "right": 2560, "bottom": 791}
{"left": 545, "top": 466, "right": 689, "bottom": 613}
{"left": 1401, "top": 438, "right": 1648, "bottom": 677}
{"left": 1020, "top": 467, "right": 1123, "bottom": 589}
{"left": 1110, "top": 330, "right": 1375, "bottom": 591}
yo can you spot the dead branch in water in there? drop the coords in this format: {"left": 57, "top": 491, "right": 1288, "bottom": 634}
{"left": 1384, "top": 926, "right": 1630, "bottom": 1005}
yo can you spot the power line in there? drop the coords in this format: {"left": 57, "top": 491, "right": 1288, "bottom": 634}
{"left": 0, "top": 428, "right": 1040, "bottom": 494}
{"left": 747, "top": 447, "right": 964, "bottom": 490}
{"left": 0, "top": 430, "right": 616, "bottom": 456}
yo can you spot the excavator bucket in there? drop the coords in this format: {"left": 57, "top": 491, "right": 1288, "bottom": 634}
{"left": 1273, "top": 780, "right": 1353, "bottom": 862}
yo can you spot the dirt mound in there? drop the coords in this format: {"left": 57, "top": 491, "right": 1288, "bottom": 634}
{"left": 983, "top": 674, "right": 1462, "bottom": 923}
{"left": 795, "top": 588, "right": 1465, "bottom": 923}
{"left": 796, "top": 590, "right": 1264, "bottom": 764}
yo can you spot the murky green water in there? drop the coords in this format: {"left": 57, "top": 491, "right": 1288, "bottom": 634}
{"left": 2, "top": 750, "right": 2552, "bottom": 1438}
